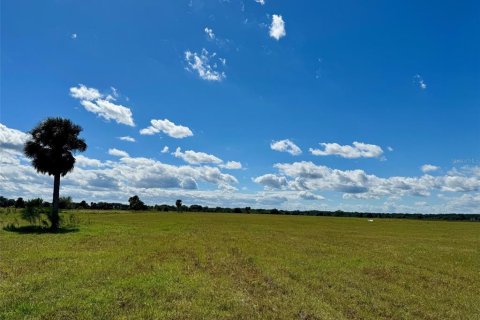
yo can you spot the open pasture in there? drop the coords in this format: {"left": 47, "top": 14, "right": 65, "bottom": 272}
{"left": 1, "top": 211, "right": 479, "bottom": 319}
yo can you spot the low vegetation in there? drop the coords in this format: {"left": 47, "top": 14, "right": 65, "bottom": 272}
{"left": 1, "top": 210, "right": 479, "bottom": 319}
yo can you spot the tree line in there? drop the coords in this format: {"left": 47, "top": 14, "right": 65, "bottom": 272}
{"left": 1, "top": 195, "right": 478, "bottom": 221}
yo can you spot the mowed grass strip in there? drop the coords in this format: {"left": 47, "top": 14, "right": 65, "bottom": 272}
{"left": 0, "top": 211, "right": 479, "bottom": 319}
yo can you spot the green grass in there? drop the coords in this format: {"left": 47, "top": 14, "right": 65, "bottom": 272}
{"left": 1, "top": 211, "right": 479, "bottom": 319}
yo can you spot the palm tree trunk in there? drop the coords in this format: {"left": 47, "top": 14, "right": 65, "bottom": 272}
{"left": 51, "top": 173, "right": 61, "bottom": 230}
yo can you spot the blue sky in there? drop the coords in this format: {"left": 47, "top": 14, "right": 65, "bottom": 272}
{"left": 1, "top": 0, "right": 479, "bottom": 213}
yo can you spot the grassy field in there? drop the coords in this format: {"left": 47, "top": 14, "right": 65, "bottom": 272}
{"left": 0, "top": 211, "right": 479, "bottom": 319}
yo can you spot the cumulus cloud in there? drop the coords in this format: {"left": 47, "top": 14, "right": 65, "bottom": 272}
{"left": 173, "top": 147, "right": 222, "bottom": 165}
{"left": 2, "top": 123, "right": 479, "bottom": 214}
{"left": 220, "top": 161, "right": 243, "bottom": 170}
{"left": 254, "top": 161, "right": 480, "bottom": 200}
{"left": 253, "top": 174, "right": 288, "bottom": 189}
{"left": 75, "top": 155, "right": 105, "bottom": 168}
{"left": 80, "top": 100, "right": 134, "bottom": 127}
{"left": 0, "top": 123, "right": 29, "bottom": 151}
{"left": 108, "top": 148, "right": 129, "bottom": 158}
{"left": 269, "top": 14, "right": 286, "bottom": 40}
{"left": 0, "top": 123, "right": 240, "bottom": 203}
{"left": 70, "top": 84, "right": 135, "bottom": 126}
{"left": 271, "top": 139, "right": 302, "bottom": 155}
{"left": 254, "top": 0, "right": 265, "bottom": 5}
{"left": 119, "top": 136, "right": 135, "bottom": 142}
{"left": 184, "top": 49, "right": 226, "bottom": 81}
{"left": 140, "top": 119, "right": 193, "bottom": 139}
{"left": 309, "top": 141, "right": 384, "bottom": 159}
{"left": 421, "top": 164, "right": 440, "bottom": 173}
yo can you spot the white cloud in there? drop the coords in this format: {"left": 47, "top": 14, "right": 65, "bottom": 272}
{"left": 161, "top": 146, "right": 170, "bottom": 153}
{"left": 0, "top": 123, "right": 29, "bottom": 151}
{"left": 309, "top": 141, "right": 384, "bottom": 159}
{"left": 220, "top": 161, "right": 243, "bottom": 170}
{"left": 119, "top": 136, "right": 135, "bottom": 142}
{"left": 69, "top": 84, "right": 102, "bottom": 101}
{"left": 71, "top": 33, "right": 77, "bottom": 39}
{"left": 110, "top": 87, "right": 119, "bottom": 99}
{"left": 254, "top": 161, "right": 480, "bottom": 200}
{"left": 414, "top": 74, "right": 427, "bottom": 90}
{"left": 140, "top": 119, "right": 193, "bottom": 139}
{"left": 298, "top": 191, "right": 325, "bottom": 201}
{"left": 204, "top": 27, "right": 215, "bottom": 39}
{"left": 421, "top": 164, "right": 440, "bottom": 173}
{"left": 253, "top": 174, "right": 288, "bottom": 189}
{"left": 2, "top": 123, "right": 479, "bottom": 214}
{"left": 173, "top": 147, "right": 222, "bottom": 165}
{"left": 70, "top": 84, "right": 135, "bottom": 126}
{"left": 255, "top": 192, "right": 288, "bottom": 206}
{"left": 184, "top": 49, "right": 226, "bottom": 81}
{"left": 254, "top": 0, "right": 265, "bottom": 5}
{"left": 75, "top": 155, "right": 105, "bottom": 168}
{"left": 387, "top": 146, "right": 394, "bottom": 152}
{"left": 271, "top": 139, "right": 302, "bottom": 155}
{"left": 269, "top": 14, "right": 286, "bottom": 40}
{"left": 108, "top": 148, "right": 129, "bottom": 158}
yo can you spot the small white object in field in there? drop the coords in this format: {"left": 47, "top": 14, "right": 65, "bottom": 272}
{"left": 368, "top": 219, "right": 374, "bottom": 222}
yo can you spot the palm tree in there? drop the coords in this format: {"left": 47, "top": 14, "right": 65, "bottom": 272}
{"left": 175, "top": 199, "right": 182, "bottom": 212}
{"left": 24, "top": 118, "right": 87, "bottom": 230}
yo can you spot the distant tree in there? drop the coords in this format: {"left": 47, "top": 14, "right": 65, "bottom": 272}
{"left": 78, "top": 200, "right": 89, "bottom": 209}
{"left": 24, "top": 118, "right": 87, "bottom": 230}
{"left": 233, "top": 208, "right": 242, "bottom": 213}
{"left": 175, "top": 199, "right": 182, "bottom": 212}
{"left": 189, "top": 204, "right": 203, "bottom": 212}
{"left": 270, "top": 208, "right": 280, "bottom": 215}
{"left": 15, "top": 197, "right": 25, "bottom": 208}
{"left": 59, "top": 196, "right": 73, "bottom": 209}
{"left": 128, "top": 195, "right": 146, "bottom": 211}
{"left": 0, "top": 197, "right": 15, "bottom": 207}
{"left": 245, "top": 207, "right": 251, "bottom": 214}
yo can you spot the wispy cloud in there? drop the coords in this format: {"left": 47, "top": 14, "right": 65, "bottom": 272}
{"left": 421, "top": 164, "right": 440, "bottom": 173}
{"left": 269, "top": 14, "right": 286, "bottom": 40}
{"left": 254, "top": 0, "right": 265, "bottom": 5}
{"left": 414, "top": 74, "right": 427, "bottom": 90}
{"left": 184, "top": 49, "right": 226, "bottom": 81}
{"left": 298, "top": 191, "right": 325, "bottom": 201}
{"left": 118, "top": 136, "right": 135, "bottom": 142}
{"left": 204, "top": 27, "right": 215, "bottom": 40}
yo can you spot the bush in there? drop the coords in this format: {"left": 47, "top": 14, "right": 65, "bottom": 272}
{"left": 21, "top": 198, "right": 49, "bottom": 226}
